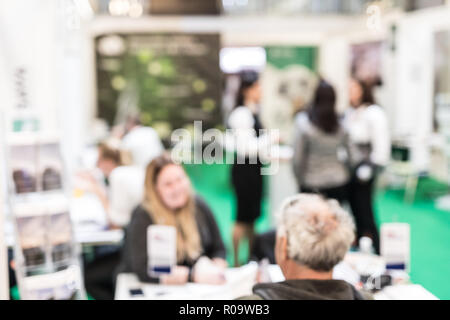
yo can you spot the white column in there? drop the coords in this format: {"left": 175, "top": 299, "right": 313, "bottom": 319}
{"left": 0, "top": 121, "right": 9, "bottom": 300}
{"left": 0, "top": 177, "right": 9, "bottom": 300}
{"left": 0, "top": 0, "right": 10, "bottom": 302}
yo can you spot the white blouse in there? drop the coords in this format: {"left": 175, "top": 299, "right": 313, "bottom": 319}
{"left": 344, "top": 104, "right": 391, "bottom": 167}
{"left": 108, "top": 165, "right": 145, "bottom": 227}
{"left": 122, "top": 126, "right": 164, "bottom": 167}
{"left": 226, "top": 106, "right": 277, "bottom": 159}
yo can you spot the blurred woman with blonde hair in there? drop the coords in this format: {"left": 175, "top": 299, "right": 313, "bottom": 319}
{"left": 117, "top": 153, "right": 227, "bottom": 285}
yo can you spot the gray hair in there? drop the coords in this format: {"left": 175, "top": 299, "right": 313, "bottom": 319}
{"left": 276, "top": 194, "right": 355, "bottom": 272}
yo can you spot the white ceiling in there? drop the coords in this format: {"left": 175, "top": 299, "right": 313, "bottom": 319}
{"left": 92, "top": 0, "right": 404, "bottom": 16}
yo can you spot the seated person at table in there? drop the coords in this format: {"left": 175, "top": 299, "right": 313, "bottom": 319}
{"left": 120, "top": 114, "right": 165, "bottom": 168}
{"left": 80, "top": 139, "right": 145, "bottom": 300}
{"left": 80, "top": 139, "right": 145, "bottom": 228}
{"left": 117, "top": 154, "right": 228, "bottom": 285}
{"left": 241, "top": 193, "right": 365, "bottom": 300}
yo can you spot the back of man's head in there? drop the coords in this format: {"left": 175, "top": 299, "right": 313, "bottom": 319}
{"left": 276, "top": 194, "right": 355, "bottom": 273}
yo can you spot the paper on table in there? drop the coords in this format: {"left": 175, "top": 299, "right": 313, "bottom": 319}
{"left": 147, "top": 264, "right": 259, "bottom": 300}
{"left": 267, "top": 264, "right": 285, "bottom": 282}
{"left": 332, "top": 261, "right": 360, "bottom": 286}
{"left": 266, "top": 262, "right": 360, "bottom": 286}
{"left": 375, "top": 284, "right": 438, "bottom": 300}
{"left": 70, "top": 194, "right": 108, "bottom": 228}
{"left": 117, "top": 263, "right": 259, "bottom": 300}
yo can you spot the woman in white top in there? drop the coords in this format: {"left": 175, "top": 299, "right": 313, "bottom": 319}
{"left": 344, "top": 78, "right": 391, "bottom": 253}
{"left": 227, "top": 71, "right": 274, "bottom": 267}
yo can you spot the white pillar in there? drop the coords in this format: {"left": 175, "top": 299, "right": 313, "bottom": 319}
{"left": 0, "top": 1, "right": 10, "bottom": 300}
{"left": 0, "top": 184, "right": 9, "bottom": 300}
{"left": 0, "top": 126, "right": 9, "bottom": 300}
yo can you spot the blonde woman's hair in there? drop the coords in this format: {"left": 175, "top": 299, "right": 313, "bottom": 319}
{"left": 142, "top": 153, "right": 202, "bottom": 263}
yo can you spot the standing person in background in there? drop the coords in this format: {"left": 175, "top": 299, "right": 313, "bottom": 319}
{"left": 344, "top": 78, "right": 391, "bottom": 254}
{"left": 227, "top": 71, "right": 277, "bottom": 267}
{"left": 293, "top": 80, "right": 351, "bottom": 204}
{"left": 121, "top": 114, "right": 164, "bottom": 167}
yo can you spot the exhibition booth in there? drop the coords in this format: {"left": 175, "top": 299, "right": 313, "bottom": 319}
{"left": 0, "top": 0, "right": 449, "bottom": 301}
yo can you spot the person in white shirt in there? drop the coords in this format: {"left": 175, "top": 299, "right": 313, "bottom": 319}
{"left": 82, "top": 139, "right": 144, "bottom": 229}
{"left": 227, "top": 71, "right": 277, "bottom": 267}
{"left": 82, "top": 139, "right": 146, "bottom": 300}
{"left": 121, "top": 115, "right": 164, "bottom": 168}
{"left": 344, "top": 78, "right": 391, "bottom": 253}
{"left": 88, "top": 116, "right": 163, "bottom": 227}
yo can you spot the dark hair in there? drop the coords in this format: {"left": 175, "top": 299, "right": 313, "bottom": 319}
{"left": 353, "top": 78, "right": 375, "bottom": 106}
{"left": 308, "top": 80, "right": 339, "bottom": 134}
{"left": 236, "top": 70, "right": 259, "bottom": 108}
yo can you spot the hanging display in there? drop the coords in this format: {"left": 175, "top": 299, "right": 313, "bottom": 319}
{"left": 260, "top": 46, "right": 318, "bottom": 143}
{"left": 95, "top": 32, "right": 222, "bottom": 142}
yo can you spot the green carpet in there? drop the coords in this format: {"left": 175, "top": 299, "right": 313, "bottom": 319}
{"left": 185, "top": 164, "right": 450, "bottom": 300}
{"left": 184, "top": 163, "right": 271, "bottom": 266}
{"left": 375, "top": 179, "right": 450, "bottom": 300}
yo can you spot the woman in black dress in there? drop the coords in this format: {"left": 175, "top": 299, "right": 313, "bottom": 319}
{"left": 228, "top": 71, "right": 275, "bottom": 267}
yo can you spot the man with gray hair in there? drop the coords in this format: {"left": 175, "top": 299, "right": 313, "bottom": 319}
{"left": 242, "top": 193, "right": 365, "bottom": 300}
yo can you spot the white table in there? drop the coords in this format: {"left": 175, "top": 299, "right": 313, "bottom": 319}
{"left": 74, "top": 227, "right": 124, "bottom": 246}
{"left": 374, "top": 284, "right": 438, "bottom": 300}
{"left": 115, "top": 254, "right": 439, "bottom": 300}
{"left": 115, "top": 263, "right": 259, "bottom": 300}
{"left": 72, "top": 193, "right": 125, "bottom": 246}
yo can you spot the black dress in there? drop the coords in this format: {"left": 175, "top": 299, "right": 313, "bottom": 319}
{"left": 231, "top": 112, "right": 264, "bottom": 224}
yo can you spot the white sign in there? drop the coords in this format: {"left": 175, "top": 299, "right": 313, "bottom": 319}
{"left": 381, "top": 223, "right": 410, "bottom": 271}
{"left": 147, "top": 225, "right": 177, "bottom": 278}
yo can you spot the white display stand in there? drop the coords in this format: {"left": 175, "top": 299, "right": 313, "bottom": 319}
{"left": 0, "top": 116, "right": 9, "bottom": 300}
{"left": 4, "top": 193, "right": 124, "bottom": 250}
{"left": 0, "top": 1, "right": 86, "bottom": 300}
{"left": 0, "top": 175, "right": 9, "bottom": 300}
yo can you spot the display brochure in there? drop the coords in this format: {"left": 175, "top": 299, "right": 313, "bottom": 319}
{"left": 381, "top": 223, "right": 411, "bottom": 271}
{"left": 7, "top": 136, "right": 63, "bottom": 195}
{"left": 20, "top": 265, "right": 83, "bottom": 300}
{"left": 11, "top": 196, "right": 85, "bottom": 299}
{"left": 147, "top": 225, "right": 177, "bottom": 278}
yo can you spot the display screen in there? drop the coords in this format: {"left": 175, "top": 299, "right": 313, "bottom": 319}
{"left": 95, "top": 33, "right": 223, "bottom": 142}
